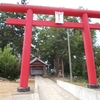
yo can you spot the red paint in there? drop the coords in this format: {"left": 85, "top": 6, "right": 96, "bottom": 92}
{"left": 6, "top": 18, "right": 100, "bottom": 30}
{"left": 6, "top": 18, "right": 26, "bottom": 26}
{"left": 20, "top": 9, "right": 33, "bottom": 87}
{"left": 1, "top": 3, "right": 100, "bottom": 18}
{"left": 82, "top": 13, "right": 97, "bottom": 84}
{"left": 0, "top": 3, "right": 99, "bottom": 89}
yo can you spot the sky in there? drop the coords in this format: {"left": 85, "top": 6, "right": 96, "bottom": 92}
{"left": 0, "top": 0, "right": 100, "bottom": 10}
{"left": 0, "top": 0, "right": 100, "bottom": 45}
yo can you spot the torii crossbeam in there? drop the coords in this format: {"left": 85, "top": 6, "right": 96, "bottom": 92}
{"left": 0, "top": 3, "right": 100, "bottom": 92}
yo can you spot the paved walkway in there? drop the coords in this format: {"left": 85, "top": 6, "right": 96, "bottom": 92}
{"left": 35, "top": 76, "right": 79, "bottom": 100}
{"left": 7, "top": 94, "right": 34, "bottom": 100}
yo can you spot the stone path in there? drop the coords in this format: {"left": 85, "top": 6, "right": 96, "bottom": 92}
{"left": 35, "top": 76, "right": 79, "bottom": 100}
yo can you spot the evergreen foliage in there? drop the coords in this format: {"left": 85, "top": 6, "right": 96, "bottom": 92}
{"left": 0, "top": 45, "right": 20, "bottom": 80}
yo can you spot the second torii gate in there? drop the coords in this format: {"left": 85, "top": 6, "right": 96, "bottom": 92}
{"left": 0, "top": 3, "right": 100, "bottom": 92}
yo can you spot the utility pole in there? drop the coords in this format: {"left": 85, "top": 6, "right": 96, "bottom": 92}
{"left": 67, "top": 30, "right": 73, "bottom": 82}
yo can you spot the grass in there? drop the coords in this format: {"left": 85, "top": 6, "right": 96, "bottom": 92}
{"left": 71, "top": 79, "right": 87, "bottom": 86}
{"left": 49, "top": 76, "right": 88, "bottom": 86}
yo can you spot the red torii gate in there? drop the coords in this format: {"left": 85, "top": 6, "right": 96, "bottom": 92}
{"left": 0, "top": 3, "right": 100, "bottom": 92}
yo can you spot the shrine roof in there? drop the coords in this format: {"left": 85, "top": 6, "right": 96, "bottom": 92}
{"left": 30, "top": 57, "right": 48, "bottom": 65}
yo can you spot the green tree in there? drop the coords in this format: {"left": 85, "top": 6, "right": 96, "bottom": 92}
{"left": 0, "top": 0, "right": 28, "bottom": 56}
{"left": 0, "top": 45, "right": 20, "bottom": 80}
{"left": 32, "top": 14, "right": 99, "bottom": 78}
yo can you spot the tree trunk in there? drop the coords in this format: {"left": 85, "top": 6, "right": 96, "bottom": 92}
{"left": 61, "top": 59, "right": 64, "bottom": 78}
{"left": 54, "top": 55, "right": 59, "bottom": 73}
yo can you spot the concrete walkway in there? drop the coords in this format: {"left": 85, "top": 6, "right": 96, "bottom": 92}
{"left": 35, "top": 76, "right": 79, "bottom": 100}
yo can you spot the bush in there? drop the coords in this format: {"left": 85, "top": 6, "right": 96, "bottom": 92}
{"left": 96, "top": 66, "right": 100, "bottom": 83}
{"left": 96, "top": 66, "right": 100, "bottom": 77}
{"left": 0, "top": 45, "right": 20, "bottom": 80}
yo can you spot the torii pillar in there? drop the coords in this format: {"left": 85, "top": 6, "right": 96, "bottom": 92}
{"left": 82, "top": 13, "right": 98, "bottom": 88}
{"left": 17, "top": 9, "right": 33, "bottom": 92}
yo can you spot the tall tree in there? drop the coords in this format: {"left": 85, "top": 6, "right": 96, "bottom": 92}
{"left": 32, "top": 14, "right": 98, "bottom": 78}
{"left": 0, "top": 0, "right": 28, "bottom": 56}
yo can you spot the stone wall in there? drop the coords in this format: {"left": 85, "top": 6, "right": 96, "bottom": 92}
{"left": 57, "top": 80, "right": 100, "bottom": 100}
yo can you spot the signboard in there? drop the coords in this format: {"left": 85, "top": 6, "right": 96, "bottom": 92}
{"left": 55, "top": 12, "right": 64, "bottom": 24}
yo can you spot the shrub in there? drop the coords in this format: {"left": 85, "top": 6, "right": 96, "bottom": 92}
{"left": 0, "top": 45, "right": 20, "bottom": 80}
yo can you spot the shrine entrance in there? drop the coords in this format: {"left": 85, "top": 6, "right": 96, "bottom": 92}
{"left": 0, "top": 3, "right": 100, "bottom": 92}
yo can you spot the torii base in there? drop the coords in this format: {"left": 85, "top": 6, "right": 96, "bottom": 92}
{"left": 17, "top": 86, "right": 30, "bottom": 92}
{"left": 87, "top": 84, "right": 99, "bottom": 89}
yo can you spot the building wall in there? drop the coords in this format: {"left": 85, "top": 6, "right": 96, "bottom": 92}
{"left": 30, "top": 66, "right": 44, "bottom": 76}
